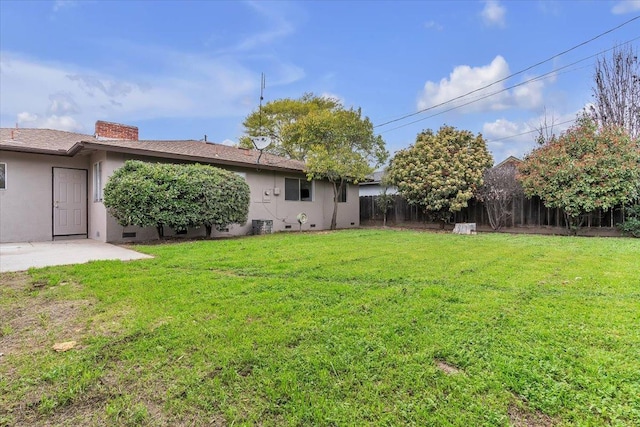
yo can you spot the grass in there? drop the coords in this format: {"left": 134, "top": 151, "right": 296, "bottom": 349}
{"left": 1, "top": 229, "right": 639, "bottom": 426}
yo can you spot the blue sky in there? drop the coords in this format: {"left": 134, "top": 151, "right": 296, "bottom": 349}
{"left": 1, "top": 1, "right": 639, "bottom": 164}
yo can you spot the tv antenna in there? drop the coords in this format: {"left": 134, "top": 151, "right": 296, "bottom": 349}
{"left": 252, "top": 73, "right": 271, "bottom": 163}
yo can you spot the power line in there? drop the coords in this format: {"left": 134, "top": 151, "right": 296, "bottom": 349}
{"left": 487, "top": 118, "right": 577, "bottom": 143}
{"left": 379, "top": 37, "right": 640, "bottom": 134}
{"left": 374, "top": 15, "right": 639, "bottom": 129}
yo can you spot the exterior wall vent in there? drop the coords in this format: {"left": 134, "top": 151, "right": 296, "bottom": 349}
{"left": 252, "top": 219, "right": 273, "bottom": 235}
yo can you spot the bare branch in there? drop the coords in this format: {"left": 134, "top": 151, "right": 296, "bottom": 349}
{"left": 590, "top": 44, "right": 639, "bottom": 139}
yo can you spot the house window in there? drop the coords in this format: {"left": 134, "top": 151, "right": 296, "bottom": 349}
{"left": 285, "top": 177, "right": 313, "bottom": 201}
{"left": 338, "top": 184, "right": 347, "bottom": 203}
{"left": 93, "top": 161, "right": 103, "bottom": 202}
{"left": 0, "top": 163, "right": 6, "bottom": 190}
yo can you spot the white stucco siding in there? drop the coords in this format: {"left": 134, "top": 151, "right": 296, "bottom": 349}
{"left": 0, "top": 151, "right": 89, "bottom": 243}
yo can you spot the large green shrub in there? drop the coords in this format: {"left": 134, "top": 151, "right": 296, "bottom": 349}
{"left": 387, "top": 125, "right": 493, "bottom": 225}
{"left": 193, "top": 164, "right": 250, "bottom": 236}
{"left": 518, "top": 116, "right": 640, "bottom": 233}
{"left": 103, "top": 161, "right": 250, "bottom": 239}
{"left": 618, "top": 204, "right": 640, "bottom": 237}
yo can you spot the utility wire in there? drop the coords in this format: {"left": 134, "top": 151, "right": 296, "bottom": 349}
{"left": 379, "top": 36, "right": 640, "bottom": 134}
{"left": 374, "top": 15, "right": 639, "bottom": 129}
{"left": 487, "top": 118, "right": 577, "bottom": 143}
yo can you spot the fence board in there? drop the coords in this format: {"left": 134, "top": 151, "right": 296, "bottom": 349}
{"left": 360, "top": 194, "right": 631, "bottom": 236}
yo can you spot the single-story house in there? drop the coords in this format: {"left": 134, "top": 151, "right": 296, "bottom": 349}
{"left": 0, "top": 121, "right": 359, "bottom": 243}
{"left": 359, "top": 170, "right": 397, "bottom": 197}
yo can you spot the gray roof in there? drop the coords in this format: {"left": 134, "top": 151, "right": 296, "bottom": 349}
{"left": 360, "top": 170, "right": 385, "bottom": 185}
{"left": 0, "top": 128, "right": 305, "bottom": 172}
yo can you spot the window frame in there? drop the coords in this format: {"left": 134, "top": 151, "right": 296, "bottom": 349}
{"left": 337, "top": 183, "right": 347, "bottom": 203}
{"left": 93, "top": 161, "right": 103, "bottom": 202}
{"left": 0, "top": 163, "right": 6, "bottom": 190}
{"left": 284, "top": 177, "right": 314, "bottom": 202}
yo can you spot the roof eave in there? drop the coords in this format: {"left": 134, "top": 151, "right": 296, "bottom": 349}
{"left": 0, "top": 144, "right": 72, "bottom": 156}
{"left": 79, "top": 141, "right": 306, "bottom": 173}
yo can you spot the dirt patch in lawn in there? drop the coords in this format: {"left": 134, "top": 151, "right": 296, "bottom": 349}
{"left": 508, "top": 401, "right": 557, "bottom": 427}
{"left": 1, "top": 273, "right": 228, "bottom": 426}
{"left": 0, "top": 272, "right": 92, "bottom": 357}
{"left": 435, "top": 359, "right": 462, "bottom": 375}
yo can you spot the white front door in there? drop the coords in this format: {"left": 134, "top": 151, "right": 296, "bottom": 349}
{"left": 53, "top": 167, "right": 87, "bottom": 237}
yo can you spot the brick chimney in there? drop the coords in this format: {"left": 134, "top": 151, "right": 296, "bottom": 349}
{"left": 95, "top": 120, "right": 139, "bottom": 140}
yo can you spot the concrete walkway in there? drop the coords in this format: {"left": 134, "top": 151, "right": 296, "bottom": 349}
{"left": 0, "top": 240, "right": 153, "bottom": 273}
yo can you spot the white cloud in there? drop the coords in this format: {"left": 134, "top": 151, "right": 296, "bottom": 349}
{"left": 0, "top": 49, "right": 304, "bottom": 134}
{"left": 320, "top": 92, "right": 344, "bottom": 105}
{"left": 52, "top": 1, "right": 77, "bottom": 12}
{"left": 482, "top": 111, "right": 577, "bottom": 161}
{"left": 480, "top": 1, "right": 506, "bottom": 28}
{"left": 16, "top": 111, "right": 82, "bottom": 132}
{"left": 483, "top": 118, "right": 534, "bottom": 141}
{"left": 17, "top": 112, "right": 38, "bottom": 123}
{"left": 215, "top": 1, "right": 295, "bottom": 54}
{"left": 611, "top": 0, "right": 640, "bottom": 14}
{"left": 417, "top": 55, "right": 545, "bottom": 114}
{"left": 424, "top": 20, "right": 444, "bottom": 31}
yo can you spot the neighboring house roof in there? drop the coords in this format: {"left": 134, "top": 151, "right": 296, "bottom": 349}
{"left": 0, "top": 128, "right": 305, "bottom": 172}
{"left": 360, "top": 170, "right": 385, "bottom": 186}
{"left": 495, "top": 155, "right": 522, "bottom": 169}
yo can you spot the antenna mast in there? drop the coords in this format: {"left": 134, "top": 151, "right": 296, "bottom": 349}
{"left": 259, "top": 72, "right": 265, "bottom": 129}
{"left": 253, "top": 72, "right": 271, "bottom": 163}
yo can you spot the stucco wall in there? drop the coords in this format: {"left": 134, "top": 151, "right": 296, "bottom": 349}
{"left": 0, "top": 149, "right": 361, "bottom": 244}
{"left": 101, "top": 154, "right": 359, "bottom": 242}
{"left": 0, "top": 151, "right": 89, "bottom": 243}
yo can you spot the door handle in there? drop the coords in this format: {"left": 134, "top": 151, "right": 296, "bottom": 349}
{"left": 54, "top": 201, "right": 59, "bottom": 209}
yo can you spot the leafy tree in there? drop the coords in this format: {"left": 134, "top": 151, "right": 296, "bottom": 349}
{"left": 375, "top": 172, "right": 395, "bottom": 227}
{"left": 518, "top": 115, "right": 640, "bottom": 233}
{"left": 284, "top": 107, "right": 388, "bottom": 229}
{"left": 242, "top": 93, "right": 387, "bottom": 230}
{"left": 477, "top": 164, "right": 523, "bottom": 230}
{"left": 240, "top": 93, "right": 341, "bottom": 159}
{"left": 387, "top": 125, "right": 493, "bottom": 225}
{"left": 104, "top": 161, "right": 250, "bottom": 239}
{"left": 590, "top": 43, "right": 639, "bottom": 140}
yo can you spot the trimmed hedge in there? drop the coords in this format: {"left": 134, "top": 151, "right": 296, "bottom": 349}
{"left": 103, "top": 161, "right": 250, "bottom": 238}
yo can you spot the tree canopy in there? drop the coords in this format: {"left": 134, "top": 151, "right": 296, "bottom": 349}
{"left": 242, "top": 93, "right": 388, "bottom": 230}
{"left": 518, "top": 115, "right": 640, "bottom": 231}
{"left": 240, "top": 93, "right": 342, "bottom": 159}
{"left": 103, "top": 161, "right": 250, "bottom": 239}
{"left": 387, "top": 125, "right": 493, "bottom": 223}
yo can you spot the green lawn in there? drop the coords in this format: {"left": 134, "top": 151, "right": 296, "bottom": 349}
{"left": 1, "top": 229, "right": 639, "bottom": 426}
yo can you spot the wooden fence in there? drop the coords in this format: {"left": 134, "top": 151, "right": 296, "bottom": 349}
{"left": 360, "top": 195, "right": 629, "bottom": 235}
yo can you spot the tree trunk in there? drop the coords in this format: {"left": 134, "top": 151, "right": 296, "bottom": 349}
{"left": 156, "top": 225, "right": 164, "bottom": 239}
{"left": 205, "top": 224, "right": 212, "bottom": 238}
{"left": 330, "top": 181, "right": 342, "bottom": 230}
